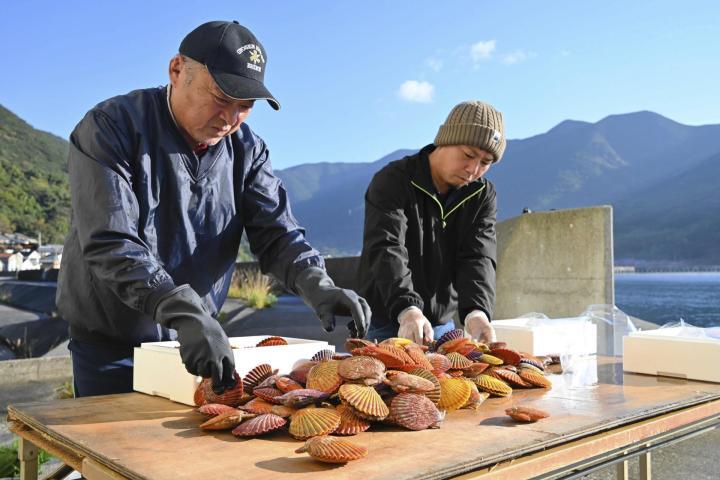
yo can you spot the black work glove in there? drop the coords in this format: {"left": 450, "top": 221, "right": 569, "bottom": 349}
{"left": 154, "top": 285, "right": 236, "bottom": 394}
{"left": 294, "top": 267, "right": 371, "bottom": 338}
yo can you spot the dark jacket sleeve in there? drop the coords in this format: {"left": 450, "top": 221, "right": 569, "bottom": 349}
{"left": 363, "top": 168, "right": 424, "bottom": 323}
{"left": 241, "top": 137, "right": 324, "bottom": 290}
{"left": 68, "top": 110, "right": 177, "bottom": 315}
{"left": 456, "top": 180, "right": 497, "bottom": 323}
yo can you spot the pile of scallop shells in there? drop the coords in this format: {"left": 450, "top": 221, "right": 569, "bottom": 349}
{"left": 193, "top": 332, "right": 554, "bottom": 464}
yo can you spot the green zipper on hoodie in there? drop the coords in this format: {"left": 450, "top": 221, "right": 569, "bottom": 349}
{"left": 410, "top": 181, "right": 487, "bottom": 228}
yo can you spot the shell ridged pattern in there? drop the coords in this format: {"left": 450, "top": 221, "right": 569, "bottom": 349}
{"left": 351, "top": 346, "right": 405, "bottom": 369}
{"left": 379, "top": 337, "right": 414, "bottom": 348}
{"left": 473, "top": 374, "right": 513, "bottom": 397}
{"left": 253, "top": 386, "right": 284, "bottom": 404}
{"left": 404, "top": 344, "right": 434, "bottom": 371}
{"left": 518, "top": 368, "right": 553, "bottom": 388}
{"left": 490, "top": 368, "right": 532, "bottom": 388}
{"left": 255, "top": 336, "right": 288, "bottom": 347}
{"left": 425, "top": 353, "right": 452, "bottom": 375}
{"left": 306, "top": 360, "right": 343, "bottom": 394}
{"left": 490, "top": 348, "right": 523, "bottom": 366}
{"left": 437, "top": 337, "right": 471, "bottom": 355}
{"left": 311, "top": 349, "right": 335, "bottom": 362}
{"left": 193, "top": 383, "right": 205, "bottom": 406}
{"left": 289, "top": 407, "right": 341, "bottom": 439}
{"left": 338, "top": 384, "right": 389, "bottom": 421}
{"left": 435, "top": 329, "right": 465, "bottom": 349}
{"left": 295, "top": 436, "right": 368, "bottom": 463}
{"left": 383, "top": 370, "right": 435, "bottom": 393}
{"left": 240, "top": 397, "right": 274, "bottom": 414}
{"left": 390, "top": 393, "right": 442, "bottom": 430}
{"left": 198, "top": 403, "right": 238, "bottom": 416}
{"left": 345, "top": 338, "right": 376, "bottom": 352}
{"left": 337, "top": 356, "right": 386, "bottom": 384}
{"left": 407, "top": 368, "right": 441, "bottom": 405}
{"left": 378, "top": 344, "right": 416, "bottom": 366}
{"left": 519, "top": 358, "right": 545, "bottom": 371}
{"left": 479, "top": 353, "right": 504, "bottom": 366}
{"left": 276, "top": 376, "right": 304, "bottom": 393}
{"left": 270, "top": 405, "right": 297, "bottom": 418}
{"left": 437, "top": 378, "right": 473, "bottom": 411}
{"left": 463, "top": 362, "right": 490, "bottom": 377}
{"left": 505, "top": 406, "right": 550, "bottom": 422}
{"left": 289, "top": 360, "right": 317, "bottom": 385}
{"left": 445, "top": 352, "right": 474, "bottom": 370}
{"left": 242, "top": 364, "right": 276, "bottom": 393}
{"left": 465, "top": 350, "right": 485, "bottom": 362}
{"left": 232, "top": 413, "right": 287, "bottom": 436}
{"left": 199, "top": 410, "right": 246, "bottom": 430}
{"left": 201, "top": 372, "right": 244, "bottom": 407}
{"left": 335, "top": 404, "right": 371, "bottom": 435}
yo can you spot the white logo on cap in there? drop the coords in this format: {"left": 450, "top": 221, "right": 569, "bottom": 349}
{"left": 237, "top": 43, "right": 265, "bottom": 73}
{"left": 492, "top": 130, "right": 502, "bottom": 143}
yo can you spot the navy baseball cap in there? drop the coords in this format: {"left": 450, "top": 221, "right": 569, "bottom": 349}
{"left": 179, "top": 21, "right": 280, "bottom": 110}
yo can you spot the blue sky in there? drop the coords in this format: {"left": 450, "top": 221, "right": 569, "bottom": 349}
{"left": 1, "top": 0, "right": 718, "bottom": 169}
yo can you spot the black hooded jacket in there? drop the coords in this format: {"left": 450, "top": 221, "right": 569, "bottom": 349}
{"left": 357, "top": 145, "right": 497, "bottom": 328}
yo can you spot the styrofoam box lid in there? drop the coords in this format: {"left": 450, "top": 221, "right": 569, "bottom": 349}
{"left": 628, "top": 327, "right": 720, "bottom": 344}
{"left": 139, "top": 336, "right": 329, "bottom": 353}
{"left": 493, "top": 317, "right": 593, "bottom": 329}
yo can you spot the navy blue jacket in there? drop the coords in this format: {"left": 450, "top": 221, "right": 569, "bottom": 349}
{"left": 358, "top": 145, "right": 497, "bottom": 328}
{"left": 57, "top": 86, "right": 322, "bottom": 346}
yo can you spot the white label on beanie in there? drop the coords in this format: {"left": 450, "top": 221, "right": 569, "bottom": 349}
{"left": 492, "top": 130, "right": 502, "bottom": 143}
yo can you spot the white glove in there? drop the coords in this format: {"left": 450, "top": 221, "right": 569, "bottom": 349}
{"left": 397, "top": 306, "right": 433, "bottom": 344}
{"left": 465, "top": 310, "right": 496, "bottom": 344}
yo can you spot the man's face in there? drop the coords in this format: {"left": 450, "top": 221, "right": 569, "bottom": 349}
{"left": 169, "top": 55, "right": 254, "bottom": 146}
{"left": 431, "top": 145, "right": 495, "bottom": 191}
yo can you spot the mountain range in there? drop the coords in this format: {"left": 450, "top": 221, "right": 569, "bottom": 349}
{"left": 2, "top": 104, "right": 718, "bottom": 265}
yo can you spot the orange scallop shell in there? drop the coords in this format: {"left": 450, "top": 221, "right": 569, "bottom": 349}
{"left": 490, "top": 348, "right": 522, "bottom": 366}
{"left": 253, "top": 386, "right": 284, "bottom": 403}
{"left": 407, "top": 368, "right": 441, "bottom": 405}
{"left": 242, "top": 364, "right": 277, "bottom": 393}
{"left": 379, "top": 344, "right": 416, "bottom": 365}
{"left": 335, "top": 404, "right": 371, "bottom": 436}
{"left": 338, "top": 384, "right": 389, "bottom": 421}
{"left": 193, "top": 382, "right": 205, "bottom": 406}
{"left": 201, "top": 372, "right": 244, "bottom": 407}
{"left": 345, "top": 338, "right": 376, "bottom": 352}
{"left": 505, "top": 405, "right": 550, "bottom": 422}
{"left": 463, "top": 362, "right": 490, "bottom": 377}
{"left": 518, "top": 368, "right": 553, "bottom": 389}
{"left": 425, "top": 353, "right": 452, "bottom": 375}
{"left": 351, "top": 346, "right": 405, "bottom": 369}
{"left": 289, "top": 360, "right": 317, "bottom": 385}
{"left": 390, "top": 393, "right": 442, "bottom": 430}
{"left": 276, "top": 376, "right": 304, "bottom": 393}
{"left": 295, "top": 436, "right": 368, "bottom": 463}
{"left": 306, "top": 360, "right": 342, "bottom": 394}
{"left": 255, "top": 336, "right": 288, "bottom": 347}
{"left": 490, "top": 368, "right": 532, "bottom": 388}
{"left": 199, "top": 410, "right": 250, "bottom": 430}
{"left": 231, "top": 413, "right": 287, "bottom": 436}
{"left": 383, "top": 370, "right": 435, "bottom": 394}
{"left": 437, "top": 337, "right": 471, "bottom": 355}
{"left": 403, "top": 344, "right": 434, "bottom": 370}
{"left": 446, "top": 352, "right": 474, "bottom": 370}
{"left": 437, "top": 378, "right": 473, "bottom": 411}
{"left": 289, "top": 407, "right": 341, "bottom": 439}
{"left": 239, "top": 397, "right": 274, "bottom": 414}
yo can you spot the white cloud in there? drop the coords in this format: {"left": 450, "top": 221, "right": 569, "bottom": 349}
{"left": 426, "top": 57, "right": 443, "bottom": 71}
{"left": 471, "top": 40, "right": 496, "bottom": 61}
{"left": 501, "top": 50, "right": 530, "bottom": 65}
{"left": 398, "top": 80, "right": 434, "bottom": 103}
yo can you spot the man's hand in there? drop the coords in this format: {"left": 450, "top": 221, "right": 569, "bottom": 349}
{"left": 465, "top": 310, "right": 496, "bottom": 344}
{"left": 295, "top": 267, "right": 371, "bottom": 338}
{"left": 154, "top": 285, "right": 236, "bottom": 394}
{"left": 398, "top": 306, "right": 433, "bottom": 344}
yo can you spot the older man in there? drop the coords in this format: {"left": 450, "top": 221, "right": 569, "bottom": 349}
{"left": 358, "top": 101, "right": 505, "bottom": 345}
{"left": 57, "top": 21, "right": 370, "bottom": 397}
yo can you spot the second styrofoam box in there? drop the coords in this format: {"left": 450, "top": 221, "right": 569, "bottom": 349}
{"left": 133, "top": 336, "right": 333, "bottom": 406}
{"left": 623, "top": 328, "right": 720, "bottom": 383}
{"left": 492, "top": 317, "right": 597, "bottom": 356}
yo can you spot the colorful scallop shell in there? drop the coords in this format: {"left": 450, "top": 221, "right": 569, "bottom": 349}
{"left": 505, "top": 406, "right": 550, "bottom": 423}
{"left": 255, "top": 336, "right": 288, "bottom": 347}
{"left": 295, "top": 436, "right": 368, "bottom": 464}
{"left": 519, "top": 358, "right": 545, "bottom": 372}
{"left": 383, "top": 370, "right": 435, "bottom": 393}
{"left": 378, "top": 344, "right": 416, "bottom": 366}
{"left": 253, "top": 386, "right": 284, "bottom": 403}
{"left": 289, "top": 407, "right": 341, "bottom": 439}
{"left": 306, "top": 360, "right": 342, "bottom": 394}
{"left": 518, "top": 368, "right": 553, "bottom": 389}
{"left": 435, "top": 329, "right": 465, "bottom": 349}
{"left": 403, "top": 344, "right": 434, "bottom": 370}
{"left": 390, "top": 393, "right": 442, "bottom": 430}
{"left": 274, "top": 389, "right": 330, "bottom": 408}
{"left": 445, "top": 352, "right": 474, "bottom": 370}
{"left": 463, "top": 362, "right": 490, "bottom": 377}
{"left": 199, "top": 409, "right": 252, "bottom": 430}
{"left": 437, "top": 378, "right": 473, "bottom": 411}
{"left": 379, "top": 337, "right": 414, "bottom": 347}
{"left": 232, "top": 413, "right": 287, "bottom": 436}
{"left": 242, "top": 364, "right": 276, "bottom": 393}
{"left": 351, "top": 345, "right": 406, "bottom": 369}
{"left": 334, "top": 404, "right": 371, "bottom": 436}
{"left": 425, "top": 353, "right": 452, "bottom": 375}
{"left": 239, "top": 397, "right": 274, "bottom": 414}
{"left": 437, "top": 337, "right": 474, "bottom": 356}
{"left": 490, "top": 368, "right": 532, "bottom": 388}
{"left": 345, "top": 338, "right": 376, "bottom": 352}
{"left": 289, "top": 360, "right": 317, "bottom": 385}
{"left": 490, "top": 348, "right": 523, "bottom": 366}
{"left": 478, "top": 353, "right": 504, "bottom": 366}
{"left": 201, "top": 372, "right": 244, "bottom": 407}
{"left": 407, "top": 368, "right": 441, "bottom": 405}
{"left": 338, "top": 384, "right": 389, "bottom": 421}
{"left": 473, "top": 374, "right": 513, "bottom": 397}
{"left": 276, "top": 376, "right": 304, "bottom": 393}
{"left": 337, "top": 355, "right": 386, "bottom": 385}
{"left": 311, "top": 349, "right": 335, "bottom": 362}
{"left": 198, "top": 403, "right": 238, "bottom": 416}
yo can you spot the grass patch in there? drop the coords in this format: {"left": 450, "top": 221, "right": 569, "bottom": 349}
{"left": 227, "top": 270, "right": 278, "bottom": 309}
{"left": 0, "top": 440, "right": 53, "bottom": 477}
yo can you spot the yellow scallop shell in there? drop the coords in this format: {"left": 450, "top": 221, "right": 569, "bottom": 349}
{"left": 338, "top": 384, "right": 389, "bottom": 421}
{"left": 335, "top": 404, "right": 371, "bottom": 436}
{"left": 437, "top": 378, "right": 473, "bottom": 411}
{"left": 407, "top": 368, "right": 441, "bottom": 406}
{"left": 288, "top": 407, "right": 341, "bottom": 440}
{"left": 295, "top": 435, "right": 368, "bottom": 463}
{"left": 306, "top": 360, "right": 342, "bottom": 394}
{"left": 473, "top": 374, "right": 513, "bottom": 397}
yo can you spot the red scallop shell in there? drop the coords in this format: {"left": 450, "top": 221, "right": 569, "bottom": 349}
{"left": 201, "top": 372, "right": 244, "bottom": 407}
{"left": 255, "top": 336, "right": 288, "bottom": 347}
{"left": 242, "top": 364, "right": 277, "bottom": 393}
{"left": 311, "top": 349, "right": 335, "bottom": 362}
{"left": 390, "top": 393, "right": 442, "bottom": 430}
{"left": 425, "top": 353, "right": 452, "bottom": 375}
{"left": 334, "top": 404, "right": 371, "bottom": 436}
{"left": 490, "top": 348, "right": 522, "bottom": 366}
{"left": 253, "top": 386, "right": 284, "bottom": 403}
{"left": 232, "top": 413, "right": 287, "bottom": 436}
{"left": 198, "top": 403, "right": 237, "bottom": 416}
{"left": 276, "top": 376, "right": 303, "bottom": 393}
{"left": 239, "top": 397, "right": 274, "bottom": 414}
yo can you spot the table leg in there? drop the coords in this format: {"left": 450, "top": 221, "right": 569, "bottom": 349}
{"left": 18, "top": 437, "right": 39, "bottom": 480}
{"left": 615, "top": 459, "right": 629, "bottom": 480}
{"left": 639, "top": 451, "right": 652, "bottom": 480}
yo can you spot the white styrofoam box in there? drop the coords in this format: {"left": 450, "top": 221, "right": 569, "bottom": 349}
{"left": 492, "top": 317, "right": 597, "bottom": 356}
{"left": 623, "top": 328, "right": 720, "bottom": 383}
{"left": 133, "top": 336, "right": 334, "bottom": 406}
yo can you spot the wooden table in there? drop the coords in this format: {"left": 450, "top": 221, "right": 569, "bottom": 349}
{"left": 7, "top": 357, "right": 720, "bottom": 480}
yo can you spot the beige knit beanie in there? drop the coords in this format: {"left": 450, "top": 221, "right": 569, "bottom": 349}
{"left": 434, "top": 101, "right": 506, "bottom": 162}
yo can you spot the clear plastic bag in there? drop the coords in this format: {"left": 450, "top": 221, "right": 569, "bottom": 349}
{"left": 655, "top": 318, "right": 720, "bottom": 339}
{"left": 580, "top": 304, "right": 638, "bottom": 356}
